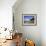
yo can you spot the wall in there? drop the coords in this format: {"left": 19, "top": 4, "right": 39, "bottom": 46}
{"left": 0, "top": 0, "right": 16, "bottom": 30}
{"left": 41, "top": 0, "right": 46, "bottom": 46}
{"left": 13, "top": 0, "right": 41, "bottom": 46}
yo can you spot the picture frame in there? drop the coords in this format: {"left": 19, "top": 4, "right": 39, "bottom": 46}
{"left": 22, "top": 14, "right": 37, "bottom": 26}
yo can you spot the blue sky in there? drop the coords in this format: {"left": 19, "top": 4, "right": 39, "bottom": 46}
{"left": 24, "top": 16, "right": 34, "bottom": 20}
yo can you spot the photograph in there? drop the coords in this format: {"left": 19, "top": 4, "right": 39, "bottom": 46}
{"left": 22, "top": 14, "right": 37, "bottom": 26}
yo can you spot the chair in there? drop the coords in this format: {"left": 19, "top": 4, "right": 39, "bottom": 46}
{"left": 14, "top": 33, "right": 23, "bottom": 46}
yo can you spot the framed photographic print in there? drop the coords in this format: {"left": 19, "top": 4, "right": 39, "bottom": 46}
{"left": 22, "top": 14, "right": 37, "bottom": 26}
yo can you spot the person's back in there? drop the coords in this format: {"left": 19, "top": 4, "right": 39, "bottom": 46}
{"left": 25, "top": 40, "right": 35, "bottom": 46}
